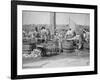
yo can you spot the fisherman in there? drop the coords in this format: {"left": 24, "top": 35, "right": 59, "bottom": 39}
{"left": 28, "top": 30, "right": 35, "bottom": 39}
{"left": 46, "top": 28, "right": 51, "bottom": 41}
{"left": 55, "top": 31, "right": 63, "bottom": 54}
{"left": 65, "top": 28, "right": 76, "bottom": 39}
{"left": 40, "top": 27, "right": 48, "bottom": 43}
{"left": 33, "top": 27, "right": 39, "bottom": 38}
{"left": 22, "top": 30, "right": 26, "bottom": 38}
{"left": 83, "top": 29, "right": 90, "bottom": 43}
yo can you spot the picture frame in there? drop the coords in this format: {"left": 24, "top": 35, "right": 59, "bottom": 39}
{"left": 11, "top": 0, "right": 98, "bottom": 79}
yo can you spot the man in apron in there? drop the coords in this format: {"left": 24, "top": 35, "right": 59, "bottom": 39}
{"left": 65, "top": 28, "right": 76, "bottom": 39}
{"left": 40, "top": 27, "right": 48, "bottom": 43}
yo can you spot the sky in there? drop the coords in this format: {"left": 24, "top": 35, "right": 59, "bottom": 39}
{"left": 22, "top": 11, "right": 90, "bottom": 25}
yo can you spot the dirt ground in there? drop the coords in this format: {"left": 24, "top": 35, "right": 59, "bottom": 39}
{"left": 22, "top": 49, "right": 90, "bottom": 69}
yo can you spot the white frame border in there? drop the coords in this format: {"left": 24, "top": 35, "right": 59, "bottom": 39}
{"left": 17, "top": 5, "right": 94, "bottom": 75}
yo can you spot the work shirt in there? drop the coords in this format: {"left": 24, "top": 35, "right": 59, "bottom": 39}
{"left": 40, "top": 29, "right": 48, "bottom": 40}
{"left": 65, "top": 29, "right": 76, "bottom": 39}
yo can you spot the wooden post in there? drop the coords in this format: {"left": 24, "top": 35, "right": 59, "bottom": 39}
{"left": 50, "top": 12, "right": 56, "bottom": 35}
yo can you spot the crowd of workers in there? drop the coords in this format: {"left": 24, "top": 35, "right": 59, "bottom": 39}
{"left": 22, "top": 26, "right": 90, "bottom": 58}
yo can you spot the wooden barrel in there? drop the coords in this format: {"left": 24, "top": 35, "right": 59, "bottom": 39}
{"left": 23, "top": 43, "right": 36, "bottom": 54}
{"left": 62, "top": 40, "right": 74, "bottom": 52}
{"left": 23, "top": 44, "right": 31, "bottom": 50}
{"left": 83, "top": 42, "right": 89, "bottom": 49}
{"left": 22, "top": 44, "right": 31, "bottom": 54}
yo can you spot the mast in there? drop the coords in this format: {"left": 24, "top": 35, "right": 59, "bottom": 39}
{"left": 69, "top": 16, "right": 70, "bottom": 28}
{"left": 50, "top": 12, "right": 56, "bottom": 35}
{"left": 54, "top": 12, "right": 56, "bottom": 35}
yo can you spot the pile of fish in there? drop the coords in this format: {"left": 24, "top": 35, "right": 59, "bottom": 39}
{"left": 23, "top": 48, "right": 41, "bottom": 58}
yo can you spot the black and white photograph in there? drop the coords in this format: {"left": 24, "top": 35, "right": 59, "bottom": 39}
{"left": 11, "top": 1, "right": 97, "bottom": 79}
{"left": 22, "top": 11, "right": 90, "bottom": 69}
